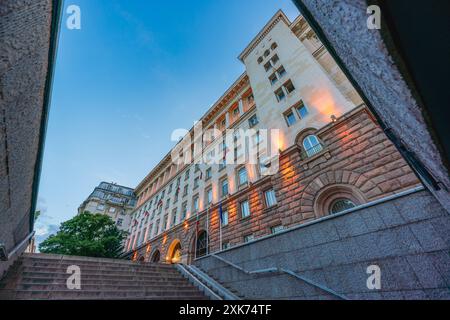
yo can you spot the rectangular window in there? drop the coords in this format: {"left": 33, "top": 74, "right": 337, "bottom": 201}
{"left": 165, "top": 199, "right": 170, "bottom": 209}
{"left": 206, "top": 188, "right": 212, "bottom": 205}
{"left": 284, "top": 80, "right": 295, "bottom": 94}
{"left": 269, "top": 73, "right": 278, "bottom": 85}
{"left": 194, "top": 177, "right": 199, "bottom": 189}
{"left": 168, "top": 183, "right": 173, "bottom": 193}
{"left": 244, "top": 234, "right": 254, "bottom": 243}
{"left": 296, "top": 103, "right": 309, "bottom": 119}
{"left": 193, "top": 196, "right": 199, "bottom": 213}
{"left": 264, "top": 61, "right": 271, "bottom": 72}
{"left": 194, "top": 164, "right": 200, "bottom": 172}
{"left": 163, "top": 215, "right": 168, "bottom": 230}
{"left": 271, "top": 225, "right": 284, "bottom": 234}
{"left": 181, "top": 202, "right": 187, "bottom": 220}
{"left": 172, "top": 209, "right": 177, "bottom": 226}
{"left": 264, "top": 189, "right": 277, "bottom": 207}
{"left": 97, "top": 204, "right": 105, "bottom": 211}
{"left": 222, "top": 242, "right": 230, "bottom": 250}
{"left": 248, "top": 114, "right": 258, "bottom": 128}
{"left": 277, "top": 66, "right": 286, "bottom": 78}
{"left": 184, "top": 169, "right": 190, "bottom": 181}
{"left": 284, "top": 110, "right": 296, "bottom": 127}
{"left": 233, "top": 107, "right": 240, "bottom": 116}
{"left": 238, "top": 167, "right": 248, "bottom": 185}
{"left": 275, "top": 87, "right": 285, "bottom": 102}
{"left": 183, "top": 185, "right": 189, "bottom": 196}
{"left": 270, "top": 54, "right": 279, "bottom": 65}
{"left": 221, "top": 210, "right": 229, "bottom": 226}
{"left": 205, "top": 167, "right": 212, "bottom": 180}
{"left": 109, "top": 207, "right": 116, "bottom": 213}
{"left": 221, "top": 178, "right": 229, "bottom": 197}
{"left": 117, "top": 218, "right": 123, "bottom": 226}
{"left": 219, "top": 159, "right": 226, "bottom": 171}
{"left": 240, "top": 200, "right": 251, "bottom": 218}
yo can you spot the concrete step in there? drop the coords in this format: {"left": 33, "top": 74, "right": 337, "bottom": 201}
{"left": 14, "top": 289, "right": 207, "bottom": 300}
{"left": 17, "top": 283, "right": 198, "bottom": 291}
{"left": 20, "top": 260, "right": 175, "bottom": 271}
{"left": 17, "top": 272, "right": 187, "bottom": 282}
{"left": 17, "top": 276, "right": 191, "bottom": 286}
{"left": 19, "top": 265, "right": 180, "bottom": 276}
{"left": 0, "top": 254, "right": 209, "bottom": 300}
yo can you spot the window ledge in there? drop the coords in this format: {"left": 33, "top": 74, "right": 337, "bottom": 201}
{"left": 299, "top": 148, "right": 331, "bottom": 170}
{"left": 262, "top": 204, "right": 278, "bottom": 213}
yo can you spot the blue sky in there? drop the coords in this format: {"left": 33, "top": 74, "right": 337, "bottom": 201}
{"left": 35, "top": 0, "right": 300, "bottom": 244}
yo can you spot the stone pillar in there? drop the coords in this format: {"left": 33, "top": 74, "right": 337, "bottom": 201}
{"left": 238, "top": 98, "right": 244, "bottom": 115}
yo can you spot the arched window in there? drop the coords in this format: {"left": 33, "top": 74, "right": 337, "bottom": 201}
{"left": 329, "top": 198, "right": 356, "bottom": 214}
{"left": 271, "top": 42, "right": 278, "bottom": 50}
{"left": 150, "top": 250, "right": 160, "bottom": 263}
{"left": 264, "top": 50, "right": 270, "bottom": 57}
{"left": 302, "top": 135, "right": 323, "bottom": 157}
{"left": 257, "top": 56, "right": 263, "bottom": 64}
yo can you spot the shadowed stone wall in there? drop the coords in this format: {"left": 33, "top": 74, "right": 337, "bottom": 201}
{"left": 195, "top": 189, "right": 450, "bottom": 299}
{"left": 0, "top": 0, "right": 55, "bottom": 277}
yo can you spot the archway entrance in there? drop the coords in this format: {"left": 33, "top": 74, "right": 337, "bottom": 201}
{"left": 150, "top": 249, "right": 160, "bottom": 263}
{"left": 167, "top": 240, "right": 182, "bottom": 264}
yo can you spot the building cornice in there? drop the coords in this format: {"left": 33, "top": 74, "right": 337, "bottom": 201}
{"left": 238, "top": 10, "right": 291, "bottom": 62}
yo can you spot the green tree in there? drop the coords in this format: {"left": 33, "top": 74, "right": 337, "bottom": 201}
{"left": 39, "top": 212, "right": 127, "bottom": 258}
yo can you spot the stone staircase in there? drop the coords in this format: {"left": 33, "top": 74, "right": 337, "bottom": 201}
{"left": 0, "top": 253, "right": 209, "bottom": 300}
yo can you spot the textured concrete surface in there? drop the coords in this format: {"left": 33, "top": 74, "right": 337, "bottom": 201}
{"left": 0, "top": 0, "right": 54, "bottom": 277}
{"left": 195, "top": 189, "right": 450, "bottom": 299}
{"left": 293, "top": 0, "right": 450, "bottom": 212}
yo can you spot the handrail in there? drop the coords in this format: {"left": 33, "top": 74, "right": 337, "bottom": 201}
{"left": 175, "top": 264, "right": 223, "bottom": 300}
{"left": 211, "top": 254, "right": 348, "bottom": 300}
{"left": 185, "top": 264, "right": 241, "bottom": 300}
{"left": 6, "top": 231, "right": 35, "bottom": 261}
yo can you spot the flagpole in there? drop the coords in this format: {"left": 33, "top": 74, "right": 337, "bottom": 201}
{"left": 194, "top": 211, "right": 198, "bottom": 260}
{"left": 219, "top": 211, "right": 222, "bottom": 252}
{"left": 206, "top": 206, "right": 209, "bottom": 255}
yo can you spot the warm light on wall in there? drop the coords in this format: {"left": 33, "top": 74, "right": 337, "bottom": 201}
{"left": 162, "top": 234, "right": 167, "bottom": 245}
{"left": 308, "top": 87, "right": 342, "bottom": 124}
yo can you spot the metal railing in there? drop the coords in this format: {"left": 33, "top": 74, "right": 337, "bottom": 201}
{"left": 0, "top": 231, "right": 35, "bottom": 261}
{"left": 210, "top": 253, "right": 348, "bottom": 300}
{"left": 175, "top": 264, "right": 223, "bottom": 300}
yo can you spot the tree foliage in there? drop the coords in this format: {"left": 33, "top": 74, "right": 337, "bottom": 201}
{"left": 39, "top": 212, "right": 127, "bottom": 258}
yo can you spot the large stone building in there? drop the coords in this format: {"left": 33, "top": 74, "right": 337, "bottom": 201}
{"left": 78, "top": 182, "right": 137, "bottom": 231}
{"left": 124, "top": 11, "right": 421, "bottom": 264}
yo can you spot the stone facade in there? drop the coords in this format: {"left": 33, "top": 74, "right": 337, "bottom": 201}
{"left": 129, "top": 106, "right": 420, "bottom": 263}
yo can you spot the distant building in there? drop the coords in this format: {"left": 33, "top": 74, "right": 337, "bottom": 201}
{"left": 78, "top": 182, "right": 137, "bottom": 231}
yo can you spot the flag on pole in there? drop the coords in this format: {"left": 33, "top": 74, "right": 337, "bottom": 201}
{"left": 219, "top": 204, "right": 224, "bottom": 224}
